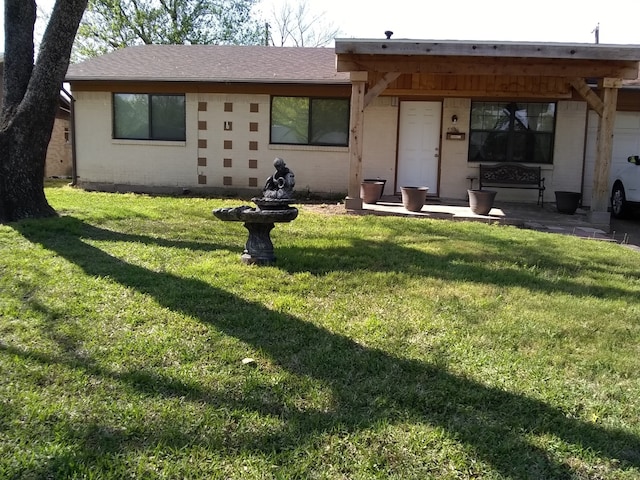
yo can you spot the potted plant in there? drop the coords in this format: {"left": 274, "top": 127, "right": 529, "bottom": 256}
{"left": 555, "top": 191, "right": 581, "bottom": 214}
{"left": 468, "top": 189, "right": 497, "bottom": 215}
{"left": 401, "top": 186, "right": 429, "bottom": 212}
{"left": 360, "top": 179, "right": 385, "bottom": 204}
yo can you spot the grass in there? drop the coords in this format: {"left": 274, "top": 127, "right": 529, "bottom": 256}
{"left": 1, "top": 182, "right": 640, "bottom": 479}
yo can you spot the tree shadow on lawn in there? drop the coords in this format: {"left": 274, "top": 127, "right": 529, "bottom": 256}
{"left": 11, "top": 216, "right": 640, "bottom": 478}
{"left": 275, "top": 243, "right": 637, "bottom": 301}
{"left": 283, "top": 211, "right": 640, "bottom": 292}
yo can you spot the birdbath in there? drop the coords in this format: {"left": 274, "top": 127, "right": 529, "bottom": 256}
{"left": 213, "top": 158, "right": 298, "bottom": 265}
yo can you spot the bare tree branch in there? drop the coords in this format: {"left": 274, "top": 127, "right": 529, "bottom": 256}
{"left": 266, "top": 0, "right": 341, "bottom": 48}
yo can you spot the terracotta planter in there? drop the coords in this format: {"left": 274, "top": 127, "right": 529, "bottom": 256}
{"left": 468, "top": 189, "right": 497, "bottom": 215}
{"left": 555, "top": 191, "right": 581, "bottom": 214}
{"left": 401, "top": 186, "right": 429, "bottom": 212}
{"left": 360, "top": 180, "right": 385, "bottom": 204}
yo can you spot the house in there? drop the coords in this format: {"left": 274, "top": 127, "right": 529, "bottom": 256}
{"left": 0, "top": 54, "right": 73, "bottom": 178}
{"left": 65, "top": 45, "right": 351, "bottom": 196}
{"left": 334, "top": 39, "right": 640, "bottom": 225}
{"left": 44, "top": 92, "right": 73, "bottom": 178}
{"left": 65, "top": 41, "right": 640, "bottom": 223}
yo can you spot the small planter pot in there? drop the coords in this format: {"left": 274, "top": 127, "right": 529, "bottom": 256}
{"left": 555, "top": 191, "right": 581, "bottom": 215}
{"left": 360, "top": 180, "right": 385, "bottom": 204}
{"left": 468, "top": 189, "right": 497, "bottom": 215}
{"left": 401, "top": 186, "right": 429, "bottom": 212}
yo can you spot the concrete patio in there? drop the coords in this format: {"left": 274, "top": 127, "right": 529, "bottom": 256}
{"left": 359, "top": 195, "right": 640, "bottom": 250}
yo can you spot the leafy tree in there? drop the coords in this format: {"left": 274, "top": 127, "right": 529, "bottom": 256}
{"left": 0, "top": 0, "right": 88, "bottom": 223}
{"left": 75, "top": 0, "right": 263, "bottom": 58}
{"left": 265, "top": 0, "right": 341, "bottom": 47}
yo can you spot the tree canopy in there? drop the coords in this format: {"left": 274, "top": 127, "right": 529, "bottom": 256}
{"left": 74, "top": 0, "right": 263, "bottom": 58}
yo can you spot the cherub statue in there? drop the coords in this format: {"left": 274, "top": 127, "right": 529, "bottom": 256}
{"left": 263, "top": 157, "right": 295, "bottom": 199}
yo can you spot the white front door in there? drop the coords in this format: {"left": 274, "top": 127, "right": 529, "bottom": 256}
{"left": 396, "top": 101, "right": 442, "bottom": 194}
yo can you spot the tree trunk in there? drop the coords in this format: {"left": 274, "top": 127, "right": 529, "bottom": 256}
{"left": 0, "top": 111, "right": 57, "bottom": 221}
{"left": 0, "top": 0, "right": 88, "bottom": 223}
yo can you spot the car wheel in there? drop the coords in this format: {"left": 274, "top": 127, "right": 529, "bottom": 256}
{"left": 611, "top": 183, "right": 628, "bottom": 218}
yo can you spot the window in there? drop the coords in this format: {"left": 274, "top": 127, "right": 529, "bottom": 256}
{"left": 469, "top": 102, "right": 556, "bottom": 164}
{"left": 270, "top": 96, "right": 349, "bottom": 146}
{"left": 113, "top": 93, "right": 186, "bottom": 141}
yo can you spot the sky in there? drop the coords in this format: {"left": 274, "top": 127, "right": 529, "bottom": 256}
{"left": 262, "top": 0, "right": 640, "bottom": 45}
{"left": 1, "top": 0, "right": 640, "bottom": 53}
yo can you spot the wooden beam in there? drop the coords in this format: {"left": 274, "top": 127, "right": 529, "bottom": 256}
{"left": 350, "top": 71, "right": 368, "bottom": 82}
{"left": 376, "top": 73, "right": 573, "bottom": 98}
{"left": 336, "top": 56, "right": 639, "bottom": 79}
{"left": 345, "top": 80, "right": 366, "bottom": 210}
{"left": 599, "top": 77, "right": 623, "bottom": 88}
{"left": 570, "top": 78, "right": 604, "bottom": 116}
{"left": 364, "top": 72, "right": 401, "bottom": 108}
{"left": 589, "top": 86, "right": 619, "bottom": 222}
{"left": 335, "top": 39, "right": 640, "bottom": 62}
{"left": 380, "top": 88, "right": 573, "bottom": 99}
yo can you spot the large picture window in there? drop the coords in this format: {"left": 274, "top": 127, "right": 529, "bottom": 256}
{"left": 113, "top": 93, "right": 186, "bottom": 141}
{"left": 270, "top": 96, "right": 349, "bottom": 146}
{"left": 469, "top": 102, "right": 556, "bottom": 164}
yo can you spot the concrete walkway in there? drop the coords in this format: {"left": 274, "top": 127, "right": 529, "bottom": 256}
{"left": 361, "top": 196, "right": 640, "bottom": 251}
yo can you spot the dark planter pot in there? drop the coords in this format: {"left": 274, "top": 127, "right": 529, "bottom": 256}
{"left": 363, "top": 178, "right": 386, "bottom": 200}
{"left": 401, "top": 186, "right": 429, "bottom": 212}
{"left": 468, "top": 189, "right": 497, "bottom": 215}
{"left": 555, "top": 191, "right": 581, "bottom": 214}
{"left": 360, "top": 180, "right": 385, "bottom": 204}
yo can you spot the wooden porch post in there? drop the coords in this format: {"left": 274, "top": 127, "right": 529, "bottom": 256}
{"left": 344, "top": 72, "right": 367, "bottom": 210}
{"left": 588, "top": 79, "right": 620, "bottom": 227}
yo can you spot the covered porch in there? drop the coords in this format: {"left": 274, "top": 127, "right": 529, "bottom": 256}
{"left": 335, "top": 38, "right": 640, "bottom": 228}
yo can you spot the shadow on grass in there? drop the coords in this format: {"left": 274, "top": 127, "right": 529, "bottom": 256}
{"left": 276, "top": 242, "right": 637, "bottom": 300}
{"left": 286, "top": 210, "right": 640, "bottom": 289}
{"left": 10, "top": 216, "right": 640, "bottom": 478}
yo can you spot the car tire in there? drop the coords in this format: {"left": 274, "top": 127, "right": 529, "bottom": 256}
{"left": 611, "top": 183, "right": 628, "bottom": 219}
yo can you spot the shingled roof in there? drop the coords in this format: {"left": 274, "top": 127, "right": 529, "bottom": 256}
{"left": 66, "top": 44, "right": 349, "bottom": 84}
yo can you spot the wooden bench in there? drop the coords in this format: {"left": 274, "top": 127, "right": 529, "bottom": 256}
{"left": 479, "top": 163, "right": 545, "bottom": 206}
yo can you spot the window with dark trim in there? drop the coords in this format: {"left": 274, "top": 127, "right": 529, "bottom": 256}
{"left": 113, "top": 93, "right": 186, "bottom": 141}
{"left": 270, "top": 96, "right": 349, "bottom": 147}
{"left": 468, "top": 101, "right": 556, "bottom": 164}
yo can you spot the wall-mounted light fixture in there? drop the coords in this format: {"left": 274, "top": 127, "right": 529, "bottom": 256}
{"left": 451, "top": 114, "right": 458, "bottom": 124}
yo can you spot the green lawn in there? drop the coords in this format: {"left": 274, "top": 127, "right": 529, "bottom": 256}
{"left": 1, "top": 183, "right": 639, "bottom": 479}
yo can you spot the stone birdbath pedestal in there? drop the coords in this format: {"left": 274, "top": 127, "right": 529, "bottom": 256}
{"left": 213, "top": 158, "right": 298, "bottom": 265}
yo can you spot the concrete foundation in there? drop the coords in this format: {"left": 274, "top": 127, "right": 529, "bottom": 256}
{"left": 344, "top": 196, "right": 363, "bottom": 210}
{"left": 587, "top": 210, "right": 612, "bottom": 233}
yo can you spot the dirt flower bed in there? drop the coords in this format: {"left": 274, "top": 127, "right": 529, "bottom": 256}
{"left": 300, "top": 202, "right": 350, "bottom": 215}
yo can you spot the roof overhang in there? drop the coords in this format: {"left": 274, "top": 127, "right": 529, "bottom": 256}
{"left": 335, "top": 39, "right": 640, "bottom": 80}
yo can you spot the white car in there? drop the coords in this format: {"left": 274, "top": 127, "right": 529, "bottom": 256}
{"left": 611, "top": 155, "right": 640, "bottom": 218}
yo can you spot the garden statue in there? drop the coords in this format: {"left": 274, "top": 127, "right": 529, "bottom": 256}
{"left": 212, "top": 158, "right": 298, "bottom": 265}
{"left": 263, "top": 157, "right": 295, "bottom": 199}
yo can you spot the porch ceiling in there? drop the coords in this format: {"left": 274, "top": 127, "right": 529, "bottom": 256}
{"left": 335, "top": 39, "right": 640, "bottom": 80}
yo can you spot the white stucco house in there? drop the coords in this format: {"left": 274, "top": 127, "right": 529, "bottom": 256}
{"left": 65, "top": 40, "right": 640, "bottom": 221}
